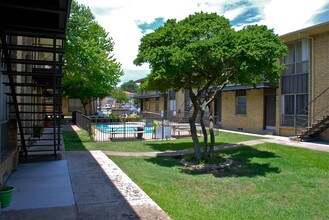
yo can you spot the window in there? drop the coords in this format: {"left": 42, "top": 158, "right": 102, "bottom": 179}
{"left": 169, "top": 90, "right": 176, "bottom": 116}
{"left": 282, "top": 94, "right": 308, "bottom": 127}
{"left": 236, "top": 90, "right": 246, "bottom": 115}
{"left": 281, "top": 39, "right": 309, "bottom": 127}
{"left": 282, "top": 40, "right": 309, "bottom": 75}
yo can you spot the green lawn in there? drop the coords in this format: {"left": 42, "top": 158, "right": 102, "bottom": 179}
{"left": 110, "top": 144, "right": 329, "bottom": 220}
{"left": 63, "top": 129, "right": 265, "bottom": 152}
{"left": 63, "top": 128, "right": 329, "bottom": 219}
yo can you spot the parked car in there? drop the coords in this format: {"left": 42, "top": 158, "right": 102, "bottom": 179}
{"left": 101, "top": 104, "right": 111, "bottom": 111}
{"left": 121, "top": 104, "right": 139, "bottom": 114}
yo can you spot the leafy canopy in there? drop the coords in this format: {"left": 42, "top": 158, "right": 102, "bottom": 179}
{"left": 134, "top": 12, "right": 287, "bottom": 161}
{"left": 134, "top": 12, "right": 287, "bottom": 93}
{"left": 63, "top": 0, "right": 123, "bottom": 112}
{"left": 120, "top": 80, "right": 139, "bottom": 93}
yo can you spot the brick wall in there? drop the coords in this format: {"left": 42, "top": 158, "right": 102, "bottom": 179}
{"left": 313, "top": 32, "right": 329, "bottom": 123}
{"left": 221, "top": 89, "right": 264, "bottom": 133}
{"left": 0, "top": 150, "right": 18, "bottom": 186}
{"left": 0, "top": 120, "right": 18, "bottom": 186}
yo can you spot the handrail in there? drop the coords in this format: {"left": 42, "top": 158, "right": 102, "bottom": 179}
{"left": 295, "top": 87, "right": 329, "bottom": 132}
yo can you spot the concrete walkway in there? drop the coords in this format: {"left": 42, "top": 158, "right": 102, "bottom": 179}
{"left": 1, "top": 150, "right": 170, "bottom": 220}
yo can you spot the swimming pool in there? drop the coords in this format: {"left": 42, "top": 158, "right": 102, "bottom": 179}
{"left": 96, "top": 124, "right": 153, "bottom": 134}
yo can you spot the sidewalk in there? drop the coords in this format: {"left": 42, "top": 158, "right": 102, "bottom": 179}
{"left": 1, "top": 150, "right": 170, "bottom": 220}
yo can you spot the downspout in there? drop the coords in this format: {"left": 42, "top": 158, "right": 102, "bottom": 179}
{"left": 307, "top": 37, "right": 314, "bottom": 126}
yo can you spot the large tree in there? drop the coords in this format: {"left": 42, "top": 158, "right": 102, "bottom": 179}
{"left": 134, "top": 12, "right": 287, "bottom": 161}
{"left": 63, "top": 0, "right": 123, "bottom": 114}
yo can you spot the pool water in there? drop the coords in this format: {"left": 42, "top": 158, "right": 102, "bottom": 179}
{"left": 96, "top": 124, "right": 153, "bottom": 134}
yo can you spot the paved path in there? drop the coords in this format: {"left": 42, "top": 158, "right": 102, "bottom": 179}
{"left": 2, "top": 150, "right": 170, "bottom": 220}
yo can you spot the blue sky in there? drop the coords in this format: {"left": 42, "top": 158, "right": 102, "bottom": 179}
{"left": 76, "top": 0, "right": 329, "bottom": 85}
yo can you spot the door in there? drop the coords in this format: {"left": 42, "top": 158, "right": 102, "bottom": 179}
{"left": 264, "top": 95, "right": 276, "bottom": 129}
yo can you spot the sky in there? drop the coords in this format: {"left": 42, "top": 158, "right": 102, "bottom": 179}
{"left": 75, "top": 0, "right": 329, "bottom": 85}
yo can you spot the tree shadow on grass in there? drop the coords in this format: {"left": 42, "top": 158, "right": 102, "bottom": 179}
{"left": 143, "top": 138, "right": 232, "bottom": 152}
{"left": 145, "top": 146, "right": 281, "bottom": 178}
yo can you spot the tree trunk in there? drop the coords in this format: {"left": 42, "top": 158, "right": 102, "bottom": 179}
{"left": 199, "top": 109, "right": 208, "bottom": 161}
{"left": 81, "top": 99, "right": 88, "bottom": 115}
{"left": 189, "top": 109, "right": 202, "bottom": 161}
{"left": 208, "top": 103, "right": 215, "bottom": 158}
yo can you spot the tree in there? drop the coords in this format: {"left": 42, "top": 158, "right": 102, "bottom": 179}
{"left": 63, "top": 0, "right": 123, "bottom": 114}
{"left": 111, "top": 89, "right": 129, "bottom": 106}
{"left": 134, "top": 12, "right": 287, "bottom": 161}
{"left": 120, "top": 80, "right": 139, "bottom": 93}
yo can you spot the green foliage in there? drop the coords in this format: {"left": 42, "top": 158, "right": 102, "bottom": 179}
{"left": 63, "top": 0, "right": 123, "bottom": 113}
{"left": 134, "top": 12, "right": 287, "bottom": 92}
{"left": 111, "top": 89, "right": 129, "bottom": 103}
{"left": 120, "top": 80, "right": 139, "bottom": 93}
{"left": 127, "top": 115, "right": 141, "bottom": 121}
{"left": 32, "top": 124, "right": 44, "bottom": 137}
{"left": 134, "top": 12, "right": 287, "bottom": 160}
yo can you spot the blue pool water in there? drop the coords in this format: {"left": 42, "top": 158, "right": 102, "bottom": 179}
{"left": 96, "top": 124, "right": 153, "bottom": 134}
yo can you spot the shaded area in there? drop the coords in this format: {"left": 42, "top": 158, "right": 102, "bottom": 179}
{"left": 145, "top": 146, "right": 281, "bottom": 178}
{"left": 62, "top": 130, "right": 89, "bottom": 151}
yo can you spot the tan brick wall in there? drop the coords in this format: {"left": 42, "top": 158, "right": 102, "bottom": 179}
{"left": 313, "top": 32, "right": 329, "bottom": 99}
{"left": 0, "top": 150, "right": 18, "bottom": 186}
{"left": 62, "top": 97, "right": 69, "bottom": 116}
{"left": 149, "top": 98, "right": 156, "bottom": 112}
{"left": 159, "top": 97, "right": 165, "bottom": 112}
{"left": 221, "top": 89, "right": 264, "bottom": 133}
{"left": 311, "top": 32, "right": 329, "bottom": 140}
{"left": 0, "top": 120, "right": 19, "bottom": 186}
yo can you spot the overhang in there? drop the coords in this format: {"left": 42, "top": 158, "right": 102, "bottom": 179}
{"left": 280, "top": 21, "right": 329, "bottom": 42}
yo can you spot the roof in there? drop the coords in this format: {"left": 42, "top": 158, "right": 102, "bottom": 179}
{"left": 134, "top": 77, "right": 147, "bottom": 83}
{"left": 214, "top": 83, "right": 276, "bottom": 92}
{"left": 280, "top": 21, "right": 329, "bottom": 42}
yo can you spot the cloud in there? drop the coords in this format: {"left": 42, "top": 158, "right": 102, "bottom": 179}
{"left": 119, "top": 68, "right": 150, "bottom": 86}
{"left": 262, "top": 0, "right": 329, "bottom": 35}
{"left": 76, "top": 0, "right": 329, "bottom": 84}
{"left": 311, "top": 3, "right": 329, "bottom": 23}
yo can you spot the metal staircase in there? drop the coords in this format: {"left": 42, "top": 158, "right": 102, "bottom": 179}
{"left": 296, "top": 87, "right": 329, "bottom": 141}
{"left": 1, "top": 34, "right": 64, "bottom": 160}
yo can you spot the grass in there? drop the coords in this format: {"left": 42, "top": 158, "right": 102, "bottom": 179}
{"left": 110, "top": 144, "right": 329, "bottom": 220}
{"left": 62, "top": 128, "right": 329, "bottom": 219}
{"left": 63, "top": 129, "right": 265, "bottom": 152}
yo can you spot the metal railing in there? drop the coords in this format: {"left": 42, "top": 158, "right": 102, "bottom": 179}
{"left": 294, "top": 87, "right": 329, "bottom": 132}
{"left": 74, "top": 111, "right": 92, "bottom": 135}
{"left": 74, "top": 111, "right": 199, "bottom": 142}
